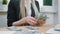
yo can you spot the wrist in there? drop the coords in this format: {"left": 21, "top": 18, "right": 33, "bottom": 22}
{"left": 19, "top": 17, "right": 28, "bottom": 24}
{"left": 12, "top": 17, "right": 27, "bottom": 26}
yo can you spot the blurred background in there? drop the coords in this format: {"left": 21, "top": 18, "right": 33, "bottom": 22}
{"left": 0, "top": 0, "right": 60, "bottom": 27}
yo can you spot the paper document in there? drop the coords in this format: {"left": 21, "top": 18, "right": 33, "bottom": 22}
{"left": 46, "top": 28, "right": 60, "bottom": 34}
{"left": 0, "top": 31, "right": 16, "bottom": 34}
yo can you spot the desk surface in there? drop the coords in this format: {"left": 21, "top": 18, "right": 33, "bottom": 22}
{"left": 0, "top": 24, "right": 55, "bottom": 34}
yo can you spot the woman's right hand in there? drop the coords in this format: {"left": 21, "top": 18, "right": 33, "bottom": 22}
{"left": 12, "top": 16, "right": 37, "bottom": 26}
{"left": 24, "top": 16, "right": 37, "bottom": 26}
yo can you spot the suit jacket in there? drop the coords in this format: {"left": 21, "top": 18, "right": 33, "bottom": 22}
{"left": 7, "top": 0, "right": 40, "bottom": 27}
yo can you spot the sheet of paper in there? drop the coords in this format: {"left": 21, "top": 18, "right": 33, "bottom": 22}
{"left": 7, "top": 26, "right": 22, "bottom": 31}
{"left": 46, "top": 28, "right": 60, "bottom": 34}
{"left": 14, "top": 30, "right": 44, "bottom": 34}
{"left": 0, "top": 31, "right": 16, "bottom": 34}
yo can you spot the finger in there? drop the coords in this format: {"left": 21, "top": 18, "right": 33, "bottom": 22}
{"left": 28, "top": 21, "right": 34, "bottom": 26}
{"left": 28, "top": 19, "right": 35, "bottom": 24}
{"left": 29, "top": 19, "right": 35, "bottom": 24}
{"left": 29, "top": 18, "right": 37, "bottom": 24}
{"left": 30, "top": 17, "right": 36, "bottom": 21}
{"left": 27, "top": 19, "right": 35, "bottom": 26}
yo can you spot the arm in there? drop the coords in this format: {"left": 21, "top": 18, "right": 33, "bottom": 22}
{"left": 12, "top": 16, "right": 37, "bottom": 26}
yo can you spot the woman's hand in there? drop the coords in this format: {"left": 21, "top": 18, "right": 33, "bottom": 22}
{"left": 37, "top": 19, "right": 45, "bottom": 26}
{"left": 25, "top": 16, "right": 37, "bottom": 26}
{"left": 12, "top": 16, "right": 37, "bottom": 26}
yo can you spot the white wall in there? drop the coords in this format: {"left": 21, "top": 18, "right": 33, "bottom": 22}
{"left": 0, "top": 0, "right": 10, "bottom": 27}
{"left": 58, "top": 0, "right": 60, "bottom": 24}
{"left": 0, "top": 0, "right": 2, "bottom": 5}
{"left": 0, "top": 13, "right": 7, "bottom": 27}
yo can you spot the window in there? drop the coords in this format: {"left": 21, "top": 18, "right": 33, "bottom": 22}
{"left": 2, "top": 0, "right": 7, "bottom": 5}
{"left": 43, "top": 0, "right": 52, "bottom": 6}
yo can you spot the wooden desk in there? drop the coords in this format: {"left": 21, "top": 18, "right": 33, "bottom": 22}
{"left": 0, "top": 24, "right": 55, "bottom": 34}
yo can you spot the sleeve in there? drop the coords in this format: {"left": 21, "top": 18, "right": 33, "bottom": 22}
{"left": 7, "top": 0, "right": 17, "bottom": 27}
